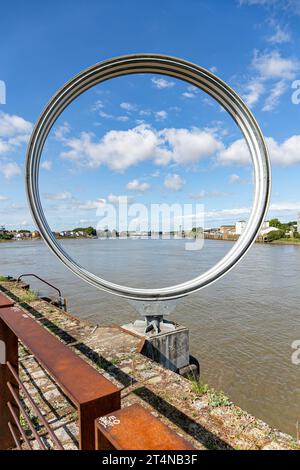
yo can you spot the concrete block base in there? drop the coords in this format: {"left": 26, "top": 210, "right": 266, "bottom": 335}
{"left": 122, "top": 319, "right": 190, "bottom": 373}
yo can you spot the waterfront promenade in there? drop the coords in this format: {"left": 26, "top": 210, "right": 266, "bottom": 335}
{"left": 0, "top": 278, "right": 298, "bottom": 450}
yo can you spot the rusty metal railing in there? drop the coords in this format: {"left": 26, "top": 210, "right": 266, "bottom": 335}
{"left": 0, "top": 294, "right": 121, "bottom": 450}
{"left": 6, "top": 361, "right": 64, "bottom": 450}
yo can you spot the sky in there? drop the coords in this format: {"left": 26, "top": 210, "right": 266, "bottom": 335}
{"left": 1, "top": 0, "right": 300, "bottom": 231}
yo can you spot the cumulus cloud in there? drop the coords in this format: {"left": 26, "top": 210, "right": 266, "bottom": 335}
{"left": 229, "top": 173, "right": 242, "bottom": 183}
{"left": 252, "top": 50, "right": 299, "bottom": 81}
{"left": 219, "top": 135, "right": 300, "bottom": 166}
{"left": 92, "top": 100, "right": 104, "bottom": 111}
{"left": 60, "top": 124, "right": 223, "bottom": 171}
{"left": 120, "top": 102, "right": 136, "bottom": 111}
{"left": 0, "top": 112, "right": 32, "bottom": 138}
{"left": 44, "top": 192, "right": 72, "bottom": 201}
{"left": 0, "top": 162, "right": 21, "bottom": 179}
{"left": 0, "top": 107, "right": 30, "bottom": 178}
{"left": 190, "top": 190, "right": 229, "bottom": 199}
{"left": 151, "top": 77, "right": 175, "bottom": 89}
{"left": 54, "top": 122, "right": 71, "bottom": 141}
{"left": 164, "top": 173, "right": 185, "bottom": 191}
{"left": 126, "top": 179, "right": 150, "bottom": 192}
{"left": 0, "top": 195, "right": 8, "bottom": 202}
{"left": 162, "top": 127, "right": 223, "bottom": 164}
{"left": 78, "top": 199, "right": 106, "bottom": 210}
{"left": 154, "top": 110, "right": 167, "bottom": 121}
{"left": 267, "top": 135, "right": 300, "bottom": 165}
{"left": 107, "top": 194, "right": 132, "bottom": 204}
{"left": 41, "top": 160, "right": 52, "bottom": 171}
{"left": 182, "top": 92, "right": 195, "bottom": 99}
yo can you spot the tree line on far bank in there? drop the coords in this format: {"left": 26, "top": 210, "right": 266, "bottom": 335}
{"left": 267, "top": 219, "right": 299, "bottom": 242}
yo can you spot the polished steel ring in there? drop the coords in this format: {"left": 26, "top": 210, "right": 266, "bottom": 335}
{"left": 26, "top": 54, "right": 271, "bottom": 301}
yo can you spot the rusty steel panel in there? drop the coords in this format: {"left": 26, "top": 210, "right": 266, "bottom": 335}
{"left": 0, "top": 306, "right": 121, "bottom": 449}
{"left": 0, "top": 293, "right": 14, "bottom": 309}
{"left": 0, "top": 307, "right": 119, "bottom": 405}
{"left": 95, "top": 404, "right": 196, "bottom": 450}
{"left": 0, "top": 317, "right": 19, "bottom": 450}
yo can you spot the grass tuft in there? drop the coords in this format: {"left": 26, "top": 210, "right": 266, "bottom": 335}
{"left": 19, "top": 289, "right": 38, "bottom": 303}
{"left": 190, "top": 376, "right": 232, "bottom": 407}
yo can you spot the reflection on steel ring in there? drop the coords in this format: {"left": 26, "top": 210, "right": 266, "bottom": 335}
{"left": 26, "top": 54, "right": 271, "bottom": 301}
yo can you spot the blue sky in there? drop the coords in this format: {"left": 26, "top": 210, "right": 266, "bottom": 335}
{"left": 1, "top": 0, "right": 300, "bottom": 231}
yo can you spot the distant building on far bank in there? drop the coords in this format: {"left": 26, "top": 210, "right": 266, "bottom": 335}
{"left": 298, "top": 213, "right": 300, "bottom": 234}
{"left": 235, "top": 220, "right": 246, "bottom": 235}
{"left": 219, "top": 225, "right": 235, "bottom": 236}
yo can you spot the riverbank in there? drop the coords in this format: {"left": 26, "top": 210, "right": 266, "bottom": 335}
{"left": 0, "top": 277, "right": 299, "bottom": 450}
{"left": 2, "top": 236, "right": 300, "bottom": 246}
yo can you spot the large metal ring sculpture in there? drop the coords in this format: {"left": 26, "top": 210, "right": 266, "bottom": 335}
{"left": 26, "top": 54, "right": 271, "bottom": 301}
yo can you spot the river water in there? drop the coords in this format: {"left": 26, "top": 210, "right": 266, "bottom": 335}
{"left": 1, "top": 238, "right": 299, "bottom": 437}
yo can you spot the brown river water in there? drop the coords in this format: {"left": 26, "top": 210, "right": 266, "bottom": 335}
{"left": 1, "top": 238, "right": 299, "bottom": 437}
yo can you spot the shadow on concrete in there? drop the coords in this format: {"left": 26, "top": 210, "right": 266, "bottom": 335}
{"left": 134, "top": 386, "right": 233, "bottom": 450}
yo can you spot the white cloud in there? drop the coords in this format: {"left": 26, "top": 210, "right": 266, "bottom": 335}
{"left": 154, "top": 110, "right": 167, "bottom": 121}
{"left": 151, "top": 77, "right": 175, "bottom": 89}
{"left": 0, "top": 112, "right": 33, "bottom": 160}
{"left": 267, "top": 135, "right": 300, "bottom": 165}
{"left": 120, "top": 102, "right": 136, "bottom": 111}
{"left": 190, "top": 190, "right": 229, "bottom": 199}
{"left": 262, "top": 80, "right": 287, "bottom": 111}
{"left": 219, "top": 134, "right": 300, "bottom": 166}
{"left": 239, "top": 0, "right": 300, "bottom": 16}
{"left": 182, "top": 92, "right": 195, "bottom": 99}
{"left": 44, "top": 191, "right": 72, "bottom": 201}
{"left": 0, "top": 112, "right": 32, "bottom": 138}
{"left": 0, "top": 195, "right": 8, "bottom": 202}
{"left": 164, "top": 173, "right": 185, "bottom": 191}
{"left": 92, "top": 100, "right": 104, "bottom": 111}
{"left": 61, "top": 124, "right": 223, "bottom": 170}
{"left": 204, "top": 207, "right": 251, "bottom": 220}
{"left": 243, "top": 81, "right": 265, "bottom": 106}
{"left": 252, "top": 50, "right": 300, "bottom": 80}
{"left": 182, "top": 85, "right": 199, "bottom": 99}
{"left": 242, "top": 50, "right": 300, "bottom": 111}
{"left": 54, "top": 122, "right": 71, "bottom": 141}
{"left": 99, "top": 111, "right": 114, "bottom": 119}
{"left": 127, "top": 179, "right": 150, "bottom": 192}
{"left": 95, "top": 110, "right": 130, "bottom": 122}
{"left": 0, "top": 140, "right": 11, "bottom": 154}
{"left": 269, "top": 202, "right": 300, "bottom": 211}
{"left": 268, "top": 25, "right": 291, "bottom": 44}
{"left": 78, "top": 199, "right": 106, "bottom": 210}
{"left": 107, "top": 194, "right": 131, "bottom": 204}
{"left": 229, "top": 174, "right": 242, "bottom": 183}
{"left": 218, "top": 139, "right": 250, "bottom": 165}
{"left": 116, "top": 116, "right": 129, "bottom": 122}
{"left": 41, "top": 160, "right": 52, "bottom": 170}
{"left": 163, "top": 127, "right": 223, "bottom": 165}
{"left": 0, "top": 162, "right": 21, "bottom": 179}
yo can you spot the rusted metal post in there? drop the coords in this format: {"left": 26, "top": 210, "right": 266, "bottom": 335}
{"left": 0, "top": 316, "right": 19, "bottom": 449}
{"left": 79, "top": 393, "right": 121, "bottom": 450}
